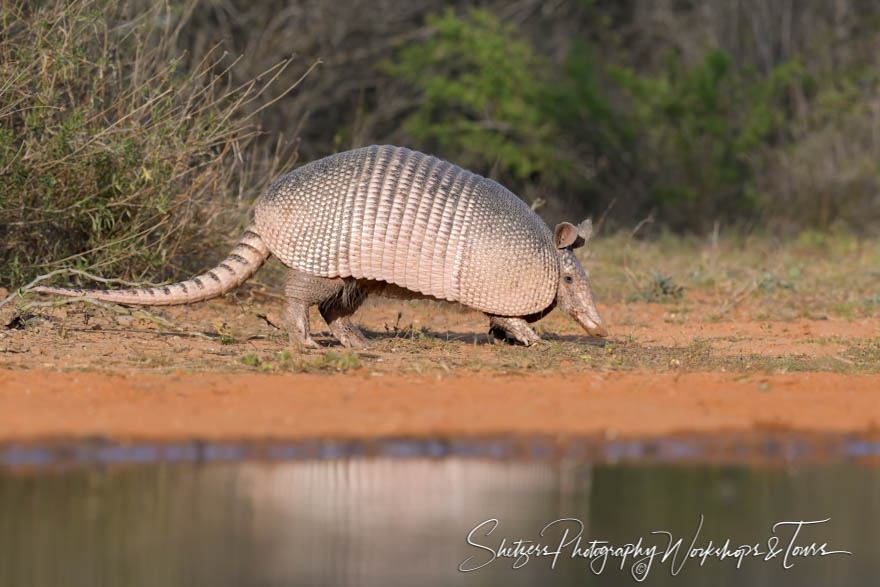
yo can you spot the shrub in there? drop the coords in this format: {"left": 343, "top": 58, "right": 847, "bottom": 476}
{"left": 386, "top": 9, "right": 562, "bottom": 185}
{"left": 0, "top": 0, "right": 301, "bottom": 288}
{"left": 610, "top": 50, "right": 807, "bottom": 230}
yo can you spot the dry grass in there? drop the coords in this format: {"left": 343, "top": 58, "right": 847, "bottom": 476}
{"left": 0, "top": 0, "right": 311, "bottom": 289}
{"left": 589, "top": 228, "right": 880, "bottom": 321}
{"left": 2, "top": 231, "right": 878, "bottom": 376}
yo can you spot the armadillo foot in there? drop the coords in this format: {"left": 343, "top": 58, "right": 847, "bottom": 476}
{"left": 320, "top": 307, "right": 370, "bottom": 349}
{"left": 289, "top": 334, "right": 321, "bottom": 350}
{"left": 319, "top": 280, "right": 369, "bottom": 349}
{"left": 488, "top": 316, "right": 541, "bottom": 346}
{"left": 327, "top": 318, "right": 370, "bottom": 349}
{"left": 284, "top": 298, "right": 321, "bottom": 350}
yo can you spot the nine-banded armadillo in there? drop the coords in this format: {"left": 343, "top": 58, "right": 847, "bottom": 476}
{"left": 34, "top": 145, "right": 608, "bottom": 347}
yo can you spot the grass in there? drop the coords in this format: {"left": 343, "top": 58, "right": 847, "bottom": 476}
{"left": 626, "top": 270, "right": 685, "bottom": 302}
{"left": 845, "top": 338, "right": 880, "bottom": 366}
{"left": 587, "top": 229, "right": 880, "bottom": 322}
{"left": 3, "top": 306, "right": 879, "bottom": 376}
{"left": 0, "top": 0, "right": 306, "bottom": 289}
{"left": 226, "top": 335, "right": 871, "bottom": 376}
{"left": 239, "top": 349, "right": 362, "bottom": 373}
{"left": 213, "top": 323, "right": 237, "bottom": 345}
{"left": 2, "top": 228, "right": 878, "bottom": 375}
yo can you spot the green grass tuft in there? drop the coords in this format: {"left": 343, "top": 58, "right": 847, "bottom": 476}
{"left": 627, "top": 270, "right": 685, "bottom": 302}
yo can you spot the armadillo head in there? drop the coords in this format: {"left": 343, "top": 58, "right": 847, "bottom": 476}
{"left": 552, "top": 219, "right": 608, "bottom": 338}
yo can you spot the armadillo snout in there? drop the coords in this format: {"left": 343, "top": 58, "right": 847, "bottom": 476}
{"left": 573, "top": 312, "right": 609, "bottom": 338}
{"left": 555, "top": 248, "right": 608, "bottom": 338}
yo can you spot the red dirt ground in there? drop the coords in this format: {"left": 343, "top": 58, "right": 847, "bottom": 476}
{"left": 0, "top": 370, "right": 878, "bottom": 443}
{"left": 1, "top": 290, "right": 878, "bottom": 443}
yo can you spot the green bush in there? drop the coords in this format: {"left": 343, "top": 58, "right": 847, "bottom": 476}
{"left": 383, "top": 6, "right": 875, "bottom": 233}
{"left": 0, "top": 0, "right": 297, "bottom": 288}
{"left": 386, "top": 10, "right": 562, "bottom": 185}
{"left": 610, "top": 50, "right": 807, "bottom": 229}
{"left": 384, "top": 12, "right": 811, "bottom": 229}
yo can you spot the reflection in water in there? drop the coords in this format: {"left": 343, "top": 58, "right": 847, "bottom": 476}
{"left": 0, "top": 459, "right": 875, "bottom": 586}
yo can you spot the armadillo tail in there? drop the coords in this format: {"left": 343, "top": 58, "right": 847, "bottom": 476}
{"left": 33, "top": 226, "right": 270, "bottom": 306}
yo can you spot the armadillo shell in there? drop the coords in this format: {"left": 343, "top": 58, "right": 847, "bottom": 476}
{"left": 255, "top": 145, "right": 558, "bottom": 316}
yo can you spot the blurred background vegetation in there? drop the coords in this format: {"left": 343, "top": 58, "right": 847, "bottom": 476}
{"left": 2, "top": 0, "right": 880, "bottom": 286}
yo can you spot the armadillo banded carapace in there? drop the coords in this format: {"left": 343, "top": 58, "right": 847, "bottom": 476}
{"left": 256, "top": 145, "right": 557, "bottom": 316}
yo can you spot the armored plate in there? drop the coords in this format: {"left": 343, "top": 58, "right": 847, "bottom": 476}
{"left": 255, "top": 145, "right": 558, "bottom": 316}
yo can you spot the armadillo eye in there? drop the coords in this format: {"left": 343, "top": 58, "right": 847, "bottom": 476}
{"left": 564, "top": 275, "right": 573, "bottom": 283}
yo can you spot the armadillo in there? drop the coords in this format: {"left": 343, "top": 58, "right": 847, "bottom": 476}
{"left": 34, "top": 145, "right": 608, "bottom": 347}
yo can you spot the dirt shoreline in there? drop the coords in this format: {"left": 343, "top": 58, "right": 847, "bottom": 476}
{"left": 1, "top": 369, "right": 878, "bottom": 443}
{"left": 2, "top": 284, "right": 878, "bottom": 445}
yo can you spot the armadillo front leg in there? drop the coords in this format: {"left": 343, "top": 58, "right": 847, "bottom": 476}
{"left": 284, "top": 269, "right": 347, "bottom": 349}
{"left": 488, "top": 315, "right": 542, "bottom": 346}
{"left": 319, "top": 282, "right": 369, "bottom": 349}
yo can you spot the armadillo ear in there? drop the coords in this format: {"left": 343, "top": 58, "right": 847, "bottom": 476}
{"left": 577, "top": 218, "right": 593, "bottom": 244}
{"left": 554, "top": 222, "right": 581, "bottom": 249}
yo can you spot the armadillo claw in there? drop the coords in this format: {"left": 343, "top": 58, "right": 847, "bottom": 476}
{"left": 289, "top": 335, "right": 321, "bottom": 351}
{"left": 488, "top": 317, "right": 541, "bottom": 347}
{"left": 326, "top": 318, "right": 370, "bottom": 349}
{"left": 337, "top": 331, "right": 370, "bottom": 349}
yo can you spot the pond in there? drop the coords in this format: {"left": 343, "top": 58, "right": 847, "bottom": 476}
{"left": 0, "top": 436, "right": 876, "bottom": 586}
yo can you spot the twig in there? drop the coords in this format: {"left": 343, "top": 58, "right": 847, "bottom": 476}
{"left": 256, "top": 313, "right": 282, "bottom": 330}
{"left": 714, "top": 280, "right": 758, "bottom": 316}
{"left": 242, "top": 59, "right": 323, "bottom": 123}
{"left": 1, "top": 268, "right": 166, "bottom": 310}
{"left": 622, "top": 213, "right": 655, "bottom": 291}
{"left": 593, "top": 197, "right": 617, "bottom": 235}
{"left": 29, "top": 216, "right": 171, "bottom": 268}
{"left": 627, "top": 213, "right": 655, "bottom": 244}
{"left": 17, "top": 297, "right": 212, "bottom": 339}
{"left": 623, "top": 266, "right": 643, "bottom": 291}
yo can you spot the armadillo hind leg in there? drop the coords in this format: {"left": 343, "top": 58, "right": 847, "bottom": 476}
{"left": 284, "top": 298, "right": 319, "bottom": 349}
{"left": 319, "top": 281, "right": 369, "bottom": 349}
{"left": 283, "top": 269, "right": 348, "bottom": 349}
{"left": 487, "top": 315, "right": 542, "bottom": 347}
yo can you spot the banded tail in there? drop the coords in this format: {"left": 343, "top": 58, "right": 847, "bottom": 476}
{"left": 33, "top": 226, "right": 270, "bottom": 306}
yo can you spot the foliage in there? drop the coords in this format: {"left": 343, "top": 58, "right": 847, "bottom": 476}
{"left": 0, "top": 0, "right": 298, "bottom": 288}
{"left": 384, "top": 10, "right": 820, "bottom": 230}
{"left": 4, "top": 0, "right": 880, "bottom": 275}
{"left": 609, "top": 51, "right": 807, "bottom": 229}
{"left": 379, "top": 4, "right": 880, "bottom": 232}
{"left": 386, "top": 10, "right": 562, "bottom": 184}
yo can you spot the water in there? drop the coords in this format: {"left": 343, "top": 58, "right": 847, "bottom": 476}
{"left": 0, "top": 440, "right": 876, "bottom": 586}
